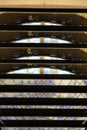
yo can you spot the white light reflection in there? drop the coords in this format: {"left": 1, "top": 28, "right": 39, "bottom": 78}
{"left": 11, "top": 38, "right": 70, "bottom": 44}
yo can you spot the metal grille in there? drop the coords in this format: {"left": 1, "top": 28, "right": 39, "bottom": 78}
{"left": 0, "top": 8, "right": 87, "bottom": 130}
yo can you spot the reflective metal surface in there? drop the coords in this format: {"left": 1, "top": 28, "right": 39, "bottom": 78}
{"left": 0, "top": 8, "right": 87, "bottom": 130}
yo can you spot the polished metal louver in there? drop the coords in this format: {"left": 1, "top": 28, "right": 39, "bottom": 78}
{"left": 0, "top": 8, "right": 87, "bottom": 130}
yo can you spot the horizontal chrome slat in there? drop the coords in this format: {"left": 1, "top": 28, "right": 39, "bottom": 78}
{"left": 0, "top": 43, "right": 87, "bottom": 48}
{"left": 0, "top": 31, "right": 87, "bottom": 44}
{"left": 0, "top": 13, "right": 87, "bottom": 26}
{"left": 0, "top": 8, "right": 87, "bottom": 129}
{"left": 0, "top": 60, "right": 86, "bottom": 63}
{"left": 0, "top": 109, "right": 86, "bottom": 117}
{"left": 0, "top": 98, "right": 87, "bottom": 105}
{"left": 0, "top": 25, "right": 87, "bottom": 31}
{"left": 0, "top": 74, "right": 86, "bottom": 79}
{"left": 0, "top": 8, "right": 87, "bottom": 12}
{"left": 0, "top": 47, "right": 87, "bottom": 60}
{"left": 0, "top": 85, "right": 86, "bottom": 93}
{"left": 0, "top": 60, "right": 86, "bottom": 74}
{"left": 0, "top": 120, "right": 86, "bottom": 127}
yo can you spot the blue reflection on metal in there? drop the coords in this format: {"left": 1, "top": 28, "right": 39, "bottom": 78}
{"left": 14, "top": 35, "right": 21, "bottom": 40}
{"left": 15, "top": 19, "right": 21, "bottom": 24}
{"left": 26, "top": 81, "right": 30, "bottom": 84}
{"left": 68, "top": 117, "right": 75, "bottom": 120}
{"left": 12, "top": 64, "right": 20, "bottom": 70}
{"left": 7, "top": 128, "right": 12, "bottom": 130}
{"left": 57, "top": 106, "right": 61, "bottom": 109}
{"left": 49, "top": 128, "right": 53, "bottom": 130}
{"left": 84, "top": 80, "right": 87, "bottom": 96}
{"left": 8, "top": 117, "right": 14, "bottom": 120}
{"left": 16, "top": 128, "right": 21, "bottom": 130}
{"left": 36, "top": 128, "right": 39, "bottom": 130}
{"left": 41, "top": 93, "right": 49, "bottom": 98}
{"left": 18, "top": 93, "right": 23, "bottom": 97}
{"left": 2, "top": 105, "right": 6, "bottom": 108}
{"left": 34, "top": 81, "right": 38, "bottom": 85}
{"left": 47, "top": 80, "right": 54, "bottom": 85}
{"left": 84, "top": 80, "right": 87, "bottom": 85}
{"left": 26, "top": 93, "right": 30, "bottom": 97}
{"left": 84, "top": 106, "right": 87, "bottom": 109}
{"left": 64, "top": 106, "right": 70, "bottom": 109}
{"left": 34, "top": 93, "right": 38, "bottom": 97}
{"left": 39, "top": 80, "right": 44, "bottom": 85}
{"left": 29, "top": 117, "right": 34, "bottom": 120}
{"left": 14, "top": 105, "right": 21, "bottom": 108}
{"left": 1, "top": 117, "right": 5, "bottom": 120}
{"left": 61, "top": 117, "right": 65, "bottom": 120}
{"left": 47, "top": 80, "right": 52, "bottom": 83}
{"left": 13, "top": 53, "right": 20, "bottom": 58}
{"left": 18, "top": 117, "right": 24, "bottom": 120}
{"left": 0, "top": 80, "right": 2, "bottom": 83}
{"left": 25, "top": 128, "right": 32, "bottom": 130}
{"left": 18, "top": 81, "right": 23, "bottom": 85}
{"left": 7, "top": 105, "right": 13, "bottom": 108}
